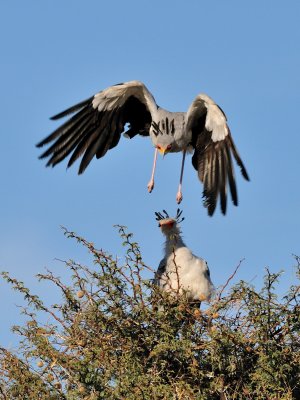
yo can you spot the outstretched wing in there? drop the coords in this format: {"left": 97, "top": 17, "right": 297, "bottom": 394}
{"left": 186, "top": 94, "right": 249, "bottom": 216}
{"left": 36, "top": 80, "right": 158, "bottom": 174}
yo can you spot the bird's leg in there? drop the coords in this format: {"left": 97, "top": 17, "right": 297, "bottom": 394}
{"left": 147, "top": 147, "right": 158, "bottom": 193}
{"left": 176, "top": 149, "right": 186, "bottom": 204}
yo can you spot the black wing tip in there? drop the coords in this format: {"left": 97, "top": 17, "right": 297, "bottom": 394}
{"left": 78, "top": 163, "right": 87, "bottom": 175}
{"left": 242, "top": 168, "right": 250, "bottom": 182}
{"left": 50, "top": 110, "right": 70, "bottom": 120}
{"left": 36, "top": 139, "right": 48, "bottom": 148}
{"left": 43, "top": 157, "right": 76, "bottom": 172}
{"left": 49, "top": 96, "right": 93, "bottom": 121}
{"left": 221, "top": 201, "right": 227, "bottom": 215}
{"left": 50, "top": 110, "right": 72, "bottom": 121}
{"left": 45, "top": 160, "right": 53, "bottom": 168}
{"left": 207, "top": 209, "right": 214, "bottom": 217}
{"left": 50, "top": 115, "right": 60, "bottom": 121}
{"left": 204, "top": 194, "right": 234, "bottom": 216}
{"left": 203, "top": 196, "right": 217, "bottom": 217}
{"left": 207, "top": 202, "right": 239, "bottom": 216}
{"left": 237, "top": 158, "right": 250, "bottom": 182}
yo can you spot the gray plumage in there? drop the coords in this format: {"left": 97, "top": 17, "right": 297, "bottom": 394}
{"left": 37, "top": 80, "right": 249, "bottom": 215}
{"left": 155, "top": 210, "right": 214, "bottom": 302}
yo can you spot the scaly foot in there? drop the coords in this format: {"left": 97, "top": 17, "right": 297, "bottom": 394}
{"left": 176, "top": 191, "right": 183, "bottom": 204}
{"left": 147, "top": 180, "right": 154, "bottom": 193}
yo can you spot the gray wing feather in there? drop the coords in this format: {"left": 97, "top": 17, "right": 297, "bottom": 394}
{"left": 186, "top": 94, "right": 249, "bottom": 216}
{"left": 37, "top": 81, "right": 157, "bottom": 174}
{"left": 154, "top": 258, "right": 166, "bottom": 286}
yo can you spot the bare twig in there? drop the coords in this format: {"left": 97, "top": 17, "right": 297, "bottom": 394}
{"left": 216, "top": 259, "right": 245, "bottom": 301}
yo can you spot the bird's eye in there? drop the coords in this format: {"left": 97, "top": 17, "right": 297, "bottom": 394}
{"left": 167, "top": 144, "right": 172, "bottom": 150}
{"left": 157, "top": 145, "right": 161, "bottom": 150}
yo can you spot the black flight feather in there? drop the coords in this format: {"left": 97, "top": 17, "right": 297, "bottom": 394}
{"left": 50, "top": 97, "right": 93, "bottom": 120}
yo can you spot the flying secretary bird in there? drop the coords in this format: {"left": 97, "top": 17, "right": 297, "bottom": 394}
{"left": 36, "top": 80, "right": 249, "bottom": 215}
{"left": 154, "top": 209, "right": 214, "bottom": 302}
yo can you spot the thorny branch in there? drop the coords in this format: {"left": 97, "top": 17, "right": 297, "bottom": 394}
{"left": 216, "top": 258, "right": 245, "bottom": 301}
{"left": 0, "top": 228, "right": 299, "bottom": 400}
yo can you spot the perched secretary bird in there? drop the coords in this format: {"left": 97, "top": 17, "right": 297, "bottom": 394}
{"left": 36, "top": 80, "right": 249, "bottom": 215}
{"left": 154, "top": 210, "right": 214, "bottom": 302}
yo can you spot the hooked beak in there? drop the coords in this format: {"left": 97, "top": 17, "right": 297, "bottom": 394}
{"left": 158, "top": 147, "right": 166, "bottom": 157}
{"left": 157, "top": 146, "right": 170, "bottom": 157}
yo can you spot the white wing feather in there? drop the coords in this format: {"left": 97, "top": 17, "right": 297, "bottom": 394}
{"left": 92, "top": 80, "right": 158, "bottom": 116}
{"left": 186, "top": 93, "right": 229, "bottom": 142}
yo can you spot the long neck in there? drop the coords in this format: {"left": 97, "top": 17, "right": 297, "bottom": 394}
{"left": 164, "top": 228, "right": 186, "bottom": 256}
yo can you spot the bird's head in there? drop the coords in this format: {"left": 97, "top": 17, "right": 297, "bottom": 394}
{"left": 151, "top": 120, "right": 174, "bottom": 156}
{"left": 158, "top": 217, "right": 177, "bottom": 234}
{"left": 156, "top": 143, "right": 172, "bottom": 156}
{"left": 155, "top": 209, "right": 184, "bottom": 235}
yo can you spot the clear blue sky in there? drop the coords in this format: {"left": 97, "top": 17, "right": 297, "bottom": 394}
{"left": 1, "top": 1, "right": 299, "bottom": 347}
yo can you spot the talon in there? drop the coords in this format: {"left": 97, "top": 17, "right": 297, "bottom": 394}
{"left": 176, "top": 192, "right": 183, "bottom": 204}
{"left": 148, "top": 181, "right": 154, "bottom": 193}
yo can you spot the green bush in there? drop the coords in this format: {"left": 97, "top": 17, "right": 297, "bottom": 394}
{"left": 1, "top": 227, "right": 299, "bottom": 399}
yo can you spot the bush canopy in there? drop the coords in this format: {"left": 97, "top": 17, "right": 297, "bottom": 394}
{"left": 0, "top": 227, "right": 299, "bottom": 399}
